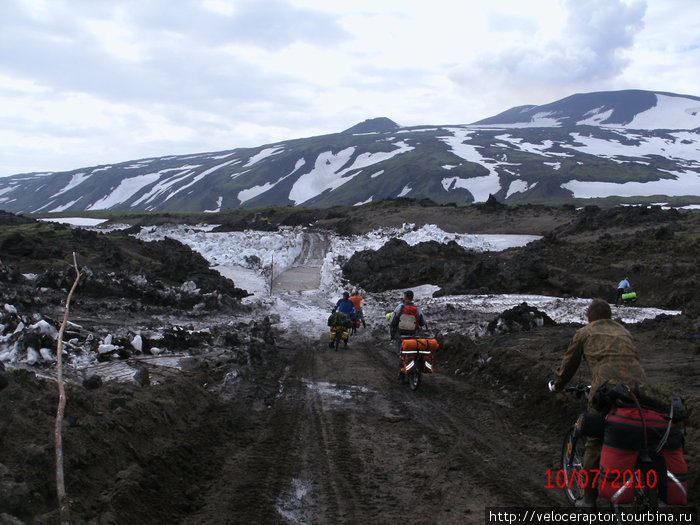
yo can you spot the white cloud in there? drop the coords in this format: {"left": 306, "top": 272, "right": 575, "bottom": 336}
{"left": 0, "top": 0, "right": 698, "bottom": 177}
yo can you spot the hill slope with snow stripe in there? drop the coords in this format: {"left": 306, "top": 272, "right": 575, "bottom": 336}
{"left": 1, "top": 90, "right": 699, "bottom": 213}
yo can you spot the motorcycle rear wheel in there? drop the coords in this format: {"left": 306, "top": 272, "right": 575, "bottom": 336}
{"left": 408, "top": 369, "right": 421, "bottom": 390}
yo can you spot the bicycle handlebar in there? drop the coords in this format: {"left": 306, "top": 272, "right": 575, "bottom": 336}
{"left": 548, "top": 380, "right": 590, "bottom": 397}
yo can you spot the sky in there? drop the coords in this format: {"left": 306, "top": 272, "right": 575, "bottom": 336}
{"left": 1, "top": 0, "right": 699, "bottom": 178}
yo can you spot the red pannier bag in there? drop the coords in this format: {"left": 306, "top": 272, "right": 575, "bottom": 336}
{"left": 660, "top": 448, "right": 688, "bottom": 504}
{"left": 645, "top": 409, "right": 688, "bottom": 505}
{"left": 422, "top": 352, "right": 435, "bottom": 373}
{"left": 599, "top": 407, "right": 687, "bottom": 505}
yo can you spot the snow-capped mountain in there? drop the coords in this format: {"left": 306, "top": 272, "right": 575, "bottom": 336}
{"left": 1, "top": 90, "right": 699, "bottom": 213}
{"left": 472, "top": 90, "right": 700, "bottom": 129}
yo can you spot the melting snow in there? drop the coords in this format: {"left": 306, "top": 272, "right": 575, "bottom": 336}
{"left": 563, "top": 169, "right": 700, "bottom": 198}
{"left": 204, "top": 196, "right": 224, "bottom": 213}
{"left": 288, "top": 148, "right": 356, "bottom": 204}
{"left": 244, "top": 146, "right": 285, "bottom": 167}
{"left": 626, "top": 94, "right": 700, "bottom": 130}
{"left": 439, "top": 128, "right": 505, "bottom": 201}
{"left": 238, "top": 158, "right": 306, "bottom": 204}
{"left": 576, "top": 108, "right": 614, "bottom": 126}
{"left": 289, "top": 142, "right": 414, "bottom": 205}
{"left": 39, "top": 217, "right": 108, "bottom": 226}
{"left": 48, "top": 198, "right": 83, "bottom": 213}
{"left": 52, "top": 172, "right": 90, "bottom": 198}
{"left": 132, "top": 169, "right": 195, "bottom": 206}
{"left": 165, "top": 159, "right": 239, "bottom": 201}
{"left": 506, "top": 179, "right": 531, "bottom": 198}
{"left": 87, "top": 173, "right": 162, "bottom": 210}
{"left": 0, "top": 220, "right": 685, "bottom": 374}
{"left": 397, "top": 185, "right": 412, "bottom": 197}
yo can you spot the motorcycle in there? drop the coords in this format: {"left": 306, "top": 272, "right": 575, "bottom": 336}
{"left": 399, "top": 336, "right": 438, "bottom": 390}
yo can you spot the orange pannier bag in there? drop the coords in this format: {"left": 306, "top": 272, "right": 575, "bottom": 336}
{"left": 400, "top": 338, "right": 438, "bottom": 351}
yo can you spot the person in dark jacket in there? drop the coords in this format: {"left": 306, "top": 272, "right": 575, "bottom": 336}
{"left": 390, "top": 290, "right": 427, "bottom": 382}
{"left": 333, "top": 291, "right": 355, "bottom": 318}
{"left": 551, "top": 298, "right": 647, "bottom": 509}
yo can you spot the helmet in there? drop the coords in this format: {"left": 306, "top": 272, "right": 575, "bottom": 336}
{"left": 385, "top": 312, "right": 392, "bottom": 321}
{"left": 343, "top": 291, "right": 350, "bottom": 298}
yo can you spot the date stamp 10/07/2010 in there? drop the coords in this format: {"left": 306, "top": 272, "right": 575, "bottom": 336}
{"left": 545, "top": 468, "right": 658, "bottom": 492}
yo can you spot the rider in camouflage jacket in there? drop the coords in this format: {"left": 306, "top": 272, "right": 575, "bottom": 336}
{"left": 552, "top": 298, "right": 647, "bottom": 507}
{"left": 553, "top": 317, "right": 647, "bottom": 402}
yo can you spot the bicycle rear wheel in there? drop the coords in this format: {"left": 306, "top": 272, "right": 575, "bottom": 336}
{"left": 633, "top": 464, "right": 659, "bottom": 512}
{"left": 561, "top": 427, "right": 586, "bottom": 504}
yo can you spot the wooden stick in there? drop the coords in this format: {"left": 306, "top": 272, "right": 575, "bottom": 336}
{"left": 55, "top": 253, "right": 81, "bottom": 525}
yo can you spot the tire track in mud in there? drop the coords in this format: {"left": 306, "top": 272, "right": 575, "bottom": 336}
{"left": 290, "top": 344, "right": 365, "bottom": 523}
{"left": 349, "top": 327, "right": 564, "bottom": 513}
{"left": 351, "top": 331, "right": 505, "bottom": 519}
{"left": 183, "top": 361, "right": 308, "bottom": 524}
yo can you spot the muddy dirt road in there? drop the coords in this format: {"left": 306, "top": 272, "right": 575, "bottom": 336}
{"left": 182, "top": 323, "right": 573, "bottom": 525}
{"left": 3, "top": 312, "right": 696, "bottom": 524}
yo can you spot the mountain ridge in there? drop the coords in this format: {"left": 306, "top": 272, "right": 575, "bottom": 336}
{"left": 1, "top": 89, "right": 699, "bottom": 213}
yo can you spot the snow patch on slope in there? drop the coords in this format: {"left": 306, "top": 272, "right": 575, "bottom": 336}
{"left": 238, "top": 158, "right": 307, "bottom": 204}
{"left": 87, "top": 173, "right": 162, "bottom": 210}
{"left": 52, "top": 172, "right": 90, "bottom": 198}
{"left": 626, "top": 94, "right": 700, "bottom": 130}
{"left": 566, "top": 131, "right": 700, "bottom": 165}
{"left": 562, "top": 170, "right": 700, "bottom": 198}
{"left": 288, "top": 148, "right": 356, "bottom": 204}
{"left": 439, "top": 128, "right": 505, "bottom": 201}
{"left": 165, "top": 159, "right": 238, "bottom": 202}
{"left": 244, "top": 146, "right": 285, "bottom": 167}
{"left": 576, "top": 108, "right": 614, "bottom": 126}
{"left": 288, "top": 142, "right": 414, "bottom": 205}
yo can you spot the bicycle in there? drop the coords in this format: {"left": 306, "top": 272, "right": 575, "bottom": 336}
{"left": 550, "top": 381, "right": 663, "bottom": 522}
{"left": 329, "top": 324, "right": 349, "bottom": 351}
{"left": 399, "top": 335, "right": 437, "bottom": 391}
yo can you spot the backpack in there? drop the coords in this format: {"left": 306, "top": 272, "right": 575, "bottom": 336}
{"left": 328, "top": 312, "right": 352, "bottom": 328}
{"left": 398, "top": 304, "right": 419, "bottom": 332}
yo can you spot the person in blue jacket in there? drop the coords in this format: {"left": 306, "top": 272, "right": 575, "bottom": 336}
{"left": 331, "top": 292, "right": 355, "bottom": 347}
{"left": 616, "top": 277, "right": 631, "bottom": 305}
{"left": 332, "top": 291, "right": 355, "bottom": 318}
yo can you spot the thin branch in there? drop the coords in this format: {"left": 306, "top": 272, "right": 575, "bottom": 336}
{"left": 55, "top": 253, "right": 81, "bottom": 525}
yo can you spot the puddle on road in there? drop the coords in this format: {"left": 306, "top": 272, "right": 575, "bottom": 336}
{"left": 276, "top": 477, "right": 312, "bottom": 524}
{"left": 301, "top": 378, "right": 373, "bottom": 407}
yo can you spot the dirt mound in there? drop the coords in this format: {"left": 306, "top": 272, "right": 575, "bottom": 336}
{"left": 0, "top": 211, "right": 34, "bottom": 226}
{"left": 556, "top": 205, "right": 684, "bottom": 235}
{"left": 342, "top": 238, "right": 469, "bottom": 292}
{"left": 0, "top": 221, "right": 249, "bottom": 303}
{"left": 342, "top": 206, "right": 698, "bottom": 310}
{"left": 0, "top": 316, "right": 279, "bottom": 524}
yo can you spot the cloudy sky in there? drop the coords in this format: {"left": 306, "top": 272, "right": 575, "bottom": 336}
{"left": 1, "top": 0, "right": 698, "bottom": 177}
